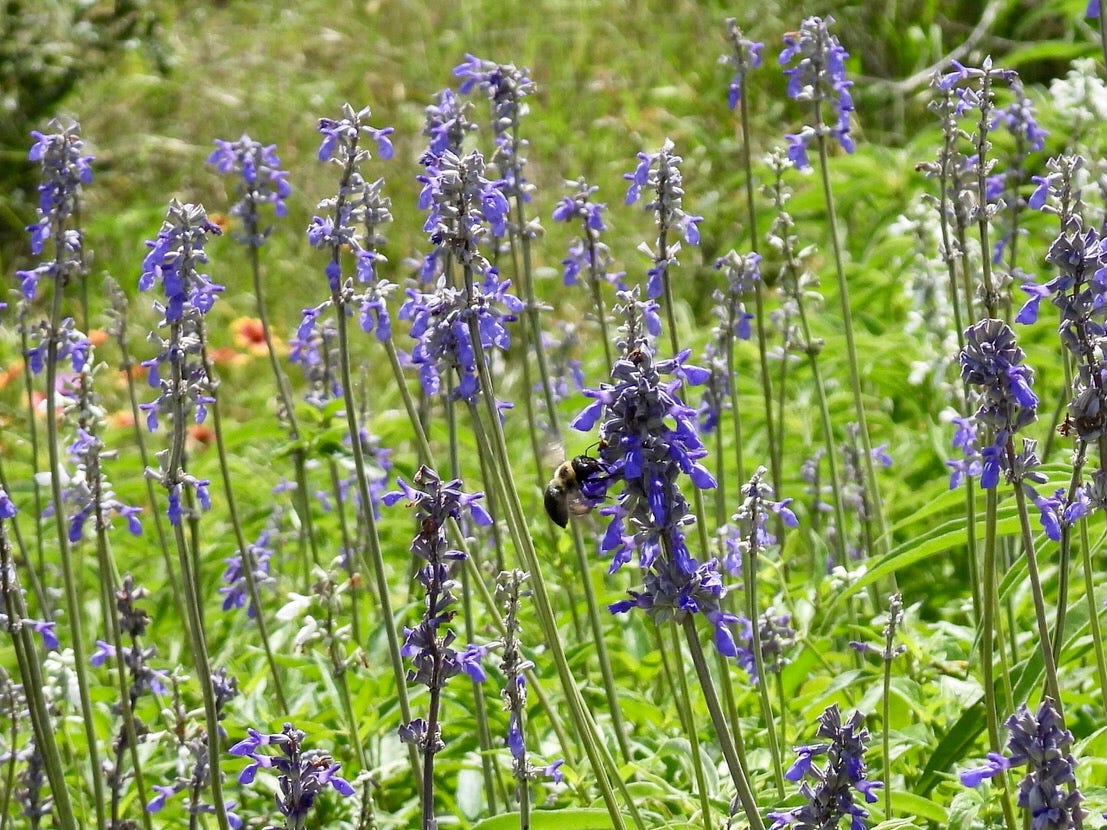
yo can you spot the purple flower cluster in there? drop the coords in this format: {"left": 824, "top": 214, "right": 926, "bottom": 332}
{"left": 23, "top": 316, "right": 90, "bottom": 377}
{"left": 417, "top": 148, "right": 510, "bottom": 275}
{"left": 220, "top": 518, "right": 277, "bottom": 619}
{"left": 721, "top": 18, "right": 763, "bottom": 110}
{"left": 22, "top": 121, "right": 92, "bottom": 294}
{"left": 779, "top": 16, "right": 855, "bottom": 169}
{"left": 736, "top": 610, "right": 795, "bottom": 684}
{"left": 552, "top": 178, "right": 624, "bottom": 289}
{"left": 230, "top": 723, "right": 354, "bottom": 825}
{"left": 423, "top": 87, "right": 477, "bottom": 158}
{"left": 55, "top": 424, "right": 142, "bottom": 544}
{"left": 138, "top": 200, "right": 224, "bottom": 431}
{"left": 310, "top": 104, "right": 394, "bottom": 293}
{"left": 570, "top": 292, "right": 745, "bottom": 653}
{"left": 496, "top": 570, "right": 564, "bottom": 792}
{"left": 207, "top": 135, "right": 291, "bottom": 246}
{"left": 400, "top": 271, "right": 522, "bottom": 401}
{"left": 289, "top": 310, "right": 341, "bottom": 406}
{"left": 385, "top": 467, "right": 494, "bottom": 753}
{"left": 952, "top": 319, "right": 1039, "bottom": 487}
{"left": 714, "top": 250, "right": 761, "bottom": 342}
{"left": 769, "top": 705, "right": 882, "bottom": 830}
{"left": 960, "top": 698, "right": 1084, "bottom": 829}
{"left": 91, "top": 575, "right": 168, "bottom": 702}
{"left": 453, "top": 53, "right": 534, "bottom": 199}
{"left": 624, "top": 139, "right": 703, "bottom": 298}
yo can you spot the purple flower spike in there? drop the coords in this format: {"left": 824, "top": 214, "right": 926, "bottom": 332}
{"left": 230, "top": 723, "right": 355, "bottom": 824}
{"left": 779, "top": 17, "right": 856, "bottom": 166}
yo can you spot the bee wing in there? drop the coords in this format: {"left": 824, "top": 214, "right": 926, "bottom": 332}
{"left": 566, "top": 491, "right": 597, "bottom": 518}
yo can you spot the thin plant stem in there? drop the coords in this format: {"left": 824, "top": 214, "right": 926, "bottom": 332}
{"left": 1053, "top": 440, "right": 1088, "bottom": 663}
{"left": 199, "top": 335, "right": 288, "bottom": 714}
{"left": 43, "top": 285, "right": 106, "bottom": 829}
{"left": 812, "top": 127, "right": 889, "bottom": 559}
{"left": 462, "top": 266, "right": 639, "bottom": 830}
{"left": 736, "top": 68, "right": 782, "bottom": 500}
{"left": 112, "top": 303, "right": 185, "bottom": 628}
{"left": 666, "top": 623, "right": 714, "bottom": 830}
{"left": 981, "top": 486, "right": 1020, "bottom": 830}
{"left": 744, "top": 544, "right": 784, "bottom": 797}
{"left": 1005, "top": 444, "right": 1063, "bottom": 709}
{"left": 0, "top": 522, "right": 78, "bottom": 830}
{"left": 376, "top": 327, "right": 581, "bottom": 768}
{"left": 164, "top": 341, "right": 232, "bottom": 830}
{"left": 17, "top": 307, "right": 48, "bottom": 591}
{"left": 882, "top": 648, "right": 893, "bottom": 819}
{"left": 568, "top": 519, "right": 634, "bottom": 764}
{"left": 245, "top": 237, "right": 322, "bottom": 579}
{"left": 681, "top": 616, "right": 766, "bottom": 830}
{"left": 86, "top": 421, "right": 151, "bottom": 830}
{"left": 0, "top": 458, "right": 49, "bottom": 618}
{"left": 444, "top": 395, "right": 500, "bottom": 813}
{"left": 1077, "top": 510, "right": 1107, "bottom": 740}
{"left": 331, "top": 298, "right": 421, "bottom": 783}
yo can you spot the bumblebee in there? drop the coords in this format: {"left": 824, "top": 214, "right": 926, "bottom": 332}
{"left": 544, "top": 455, "right": 605, "bottom": 528}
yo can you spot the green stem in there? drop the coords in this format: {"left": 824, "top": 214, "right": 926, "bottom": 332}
{"left": 681, "top": 617, "right": 766, "bottom": 830}
{"left": 444, "top": 395, "right": 500, "bottom": 813}
{"left": 1053, "top": 441, "right": 1087, "bottom": 664}
{"left": 245, "top": 237, "right": 322, "bottom": 578}
{"left": 332, "top": 296, "right": 421, "bottom": 783}
{"left": 813, "top": 126, "right": 889, "bottom": 559}
{"left": 0, "top": 523, "right": 78, "bottom": 830}
{"left": 981, "top": 487, "right": 1020, "bottom": 830}
{"left": 1005, "top": 444, "right": 1063, "bottom": 709}
{"left": 744, "top": 543, "right": 784, "bottom": 797}
{"left": 44, "top": 284, "right": 106, "bottom": 829}
{"left": 462, "top": 266, "right": 638, "bottom": 830}
{"left": 667, "top": 623, "right": 715, "bottom": 830}
{"left": 882, "top": 652, "right": 892, "bottom": 820}
{"left": 114, "top": 317, "right": 185, "bottom": 631}
{"left": 736, "top": 67, "right": 782, "bottom": 501}
{"left": 199, "top": 335, "right": 289, "bottom": 714}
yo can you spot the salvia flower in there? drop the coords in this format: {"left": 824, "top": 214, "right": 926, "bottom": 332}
{"left": 624, "top": 139, "right": 702, "bottom": 298}
{"left": 311, "top": 104, "right": 394, "bottom": 295}
{"left": 417, "top": 148, "right": 510, "bottom": 276}
{"left": 220, "top": 512, "right": 279, "bottom": 618}
{"left": 23, "top": 121, "right": 92, "bottom": 296}
{"left": 778, "top": 16, "right": 855, "bottom": 168}
{"left": 571, "top": 291, "right": 740, "bottom": 652}
{"left": 384, "top": 467, "right": 494, "bottom": 755}
{"left": 24, "top": 316, "right": 90, "bottom": 377}
{"left": 146, "top": 670, "right": 239, "bottom": 825}
{"left": 230, "top": 723, "right": 354, "bottom": 828}
{"left": 959, "top": 318, "right": 1038, "bottom": 445}
{"left": 453, "top": 54, "right": 535, "bottom": 201}
{"left": 736, "top": 610, "right": 796, "bottom": 684}
{"left": 289, "top": 311, "right": 341, "bottom": 406}
{"left": 714, "top": 250, "right": 761, "bottom": 342}
{"left": 849, "top": 592, "right": 907, "bottom": 661}
{"left": 207, "top": 135, "right": 291, "bottom": 246}
{"left": 721, "top": 18, "right": 763, "bottom": 110}
{"left": 497, "top": 570, "right": 563, "bottom": 795}
{"left": 423, "top": 87, "right": 478, "bottom": 158}
{"left": 769, "top": 705, "right": 882, "bottom": 830}
{"left": 400, "top": 270, "right": 522, "bottom": 401}
{"left": 138, "top": 200, "right": 223, "bottom": 432}
{"left": 553, "top": 177, "right": 624, "bottom": 289}
{"left": 960, "top": 698, "right": 1084, "bottom": 830}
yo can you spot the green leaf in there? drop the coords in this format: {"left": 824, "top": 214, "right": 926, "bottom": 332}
{"left": 889, "top": 791, "right": 949, "bottom": 823}
{"left": 471, "top": 809, "right": 616, "bottom": 830}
